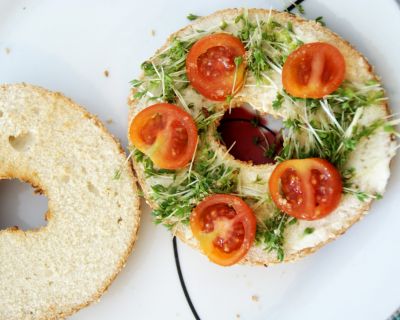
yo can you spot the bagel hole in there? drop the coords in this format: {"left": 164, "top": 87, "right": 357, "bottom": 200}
{"left": 0, "top": 179, "right": 48, "bottom": 231}
{"left": 9, "top": 131, "right": 34, "bottom": 152}
{"left": 217, "top": 103, "right": 283, "bottom": 165}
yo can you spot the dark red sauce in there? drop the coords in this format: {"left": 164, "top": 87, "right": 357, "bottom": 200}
{"left": 217, "top": 105, "right": 282, "bottom": 165}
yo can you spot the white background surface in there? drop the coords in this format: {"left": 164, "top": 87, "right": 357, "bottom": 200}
{"left": 0, "top": 0, "right": 399, "bottom": 319}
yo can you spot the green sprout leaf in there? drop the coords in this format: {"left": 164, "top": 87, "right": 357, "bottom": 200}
{"left": 187, "top": 13, "right": 201, "bottom": 21}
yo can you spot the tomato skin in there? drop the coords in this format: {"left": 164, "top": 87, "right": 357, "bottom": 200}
{"left": 282, "top": 42, "right": 345, "bottom": 98}
{"left": 186, "top": 33, "right": 246, "bottom": 101}
{"left": 269, "top": 158, "right": 343, "bottom": 220}
{"left": 129, "top": 103, "right": 198, "bottom": 170}
{"left": 190, "top": 194, "right": 256, "bottom": 266}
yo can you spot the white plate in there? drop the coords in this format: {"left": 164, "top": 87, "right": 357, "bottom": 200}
{"left": 1, "top": 0, "right": 399, "bottom": 319}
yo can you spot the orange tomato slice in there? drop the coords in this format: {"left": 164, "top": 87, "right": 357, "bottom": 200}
{"left": 269, "top": 158, "right": 343, "bottom": 220}
{"left": 190, "top": 194, "right": 256, "bottom": 266}
{"left": 282, "top": 42, "right": 345, "bottom": 98}
{"left": 186, "top": 33, "right": 246, "bottom": 101}
{"left": 129, "top": 103, "right": 198, "bottom": 169}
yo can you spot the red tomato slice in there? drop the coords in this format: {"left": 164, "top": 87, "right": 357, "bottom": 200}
{"left": 269, "top": 158, "right": 342, "bottom": 220}
{"left": 190, "top": 194, "right": 256, "bottom": 266}
{"left": 129, "top": 103, "right": 198, "bottom": 169}
{"left": 282, "top": 42, "right": 346, "bottom": 98}
{"left": 186, "top": 33, "right": 246, "bottom": 101}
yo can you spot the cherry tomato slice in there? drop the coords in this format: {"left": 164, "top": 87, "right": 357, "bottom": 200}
{"left": 186, "top": 33, "right": 246, "bottom": 101}
{"left": 269, "top": 158, "right": 342, "bottom": 220}
{"left": 190, "top": 194, "right": 256, "bottom": 266}
{"left": 282, "top": 42, "right": 346, "bottom": 98}
{"left": 129, "top": 103, "right": 198, "bottom": 170}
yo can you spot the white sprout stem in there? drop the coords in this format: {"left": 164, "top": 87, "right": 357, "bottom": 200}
{"left": 208, "top": 141, "right": 236, "bottom": 172}
{"left": 179, "top": 24, "right": 221, "bottom": 42}
{"left": 381, "top": 112, "right": 400, "bottom": 119}
{"left": 114, "top": 147, "right": 136, "bottom": 179}
{"left": 135, "top": 85, "right": 155, "bottom": 98}
{"left": 385, "top": 118, "right": 400, "bottom": 126}
{"left": 169, "top": 69, "right": 187, "bottom": 77}
{"left": 246, "top": 30, "right": 258, "bottom": 50}
{"left": 266, "top": 7, "right": 272, "bottom": 24}
{"left": 237, "top": 172, "right": 243, "bottom": 196}
{"left": 155, "top": 189, "right": 192, "bottom": 198}
{"left": 276, "top": 213, "right": 287, "bottom": 234}
{"left": 151, "top": 61, "right": 164, "bottom": 97}
{"left": 343, "top": 187, "right": 359, "bottom": 193}
{"left": 228, "top": 98, "right": 234, "bottom": 114}
{"left": 353, "top": 83, "right": 383, "bottom": 93}
{"left": 344, "top": 107, "right": 364, "bottom": 138}
{"left": 251, "top": 197, "right": 268, "bottom": 211}
{"left": 187, "top": 138, "right": 199, "bottom": 179}
{"left": 266, "top": 58, "right": 282, "bottom": 74}
{"left": 257, "top": 126, "right": 270, "bottom": 151}
{"left": 342, "top": 187, "right": 380, "bottom": 199}
{"left": 231, "top": 63, "right": 239, "bottom": 96}
{"left": 255, "top": 15, "right": 263, "bottom": 42}
{"left": 320, "top": 99, "right": 344, "bottom": 133}
{"left": 260, "top": 72, "right": 279, "bottom": 89}
{"left": 244, "top": 84, "right": 274, "bottom": 88}
{"left": 172, "top": 86, "right": 190, "bottom": 113}
{"left": 185, "top": 178, "right": 200, "bottom": 188}
{"left": 301, "top": 109, "right": 324, "bottom": 145}
{"left": 196, "top": 112, "right": 224, "bottom": 129}
{"left": 172, "top": 79, "right": 190, "bottom": 84}
{"left": 223, "top": 140, "right": 237, "bottom": 158}
{"left": 165, "top": 209, "right": 179, "bottom": 220}
{"left": 263, "top": 37, "right": 285, "bottom": 57}
{"left": 239, "top": 185, "right": 265, "bottom": 198}
{"left": 245, "top": 13, "right": 261, "bottom": 49}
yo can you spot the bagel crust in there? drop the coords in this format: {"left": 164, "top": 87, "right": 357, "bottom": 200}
{"left": 128, "top": 9, "right": 396, "bottom": 265}
{"left": 0, "top": 84, "right": 140, "bottom": 319}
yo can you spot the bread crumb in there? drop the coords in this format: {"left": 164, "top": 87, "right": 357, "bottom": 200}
{"left": 150, "top": 29, "right": 156, "bottom": 36}
{"left": 104, "top": 70, "right": 109, "bottom": 77}
{"left": 45, "top": 211, "right": 52, "bottom": 221}
{"left": 251, "top": 295, "right": 259, "bottom": 302}
{"left": 106, "top": 118, "right": 113, "bottom": 124}
{"left": 236, "top": 314, "right": 241, "bottom": 319}
{"left": 5, "top": 48, "right": 11, "bottom": 55}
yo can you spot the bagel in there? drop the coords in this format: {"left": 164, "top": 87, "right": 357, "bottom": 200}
{"left": 0, "top": 84, "right": 140, "bottom": 319}
{"left": 128, "top": 9, "right": 397, "bottom": 265}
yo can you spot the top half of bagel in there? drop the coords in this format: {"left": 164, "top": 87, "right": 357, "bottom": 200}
{"left": 127, "top": 9, "right": 397, "bottom": 265}
{"left": 0, "top": 83, "right": 140, "bottom": 320}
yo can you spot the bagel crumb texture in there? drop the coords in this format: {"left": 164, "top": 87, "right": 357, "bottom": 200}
{"left": 0, "top": 83, "right": 140, "bottom": 319}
